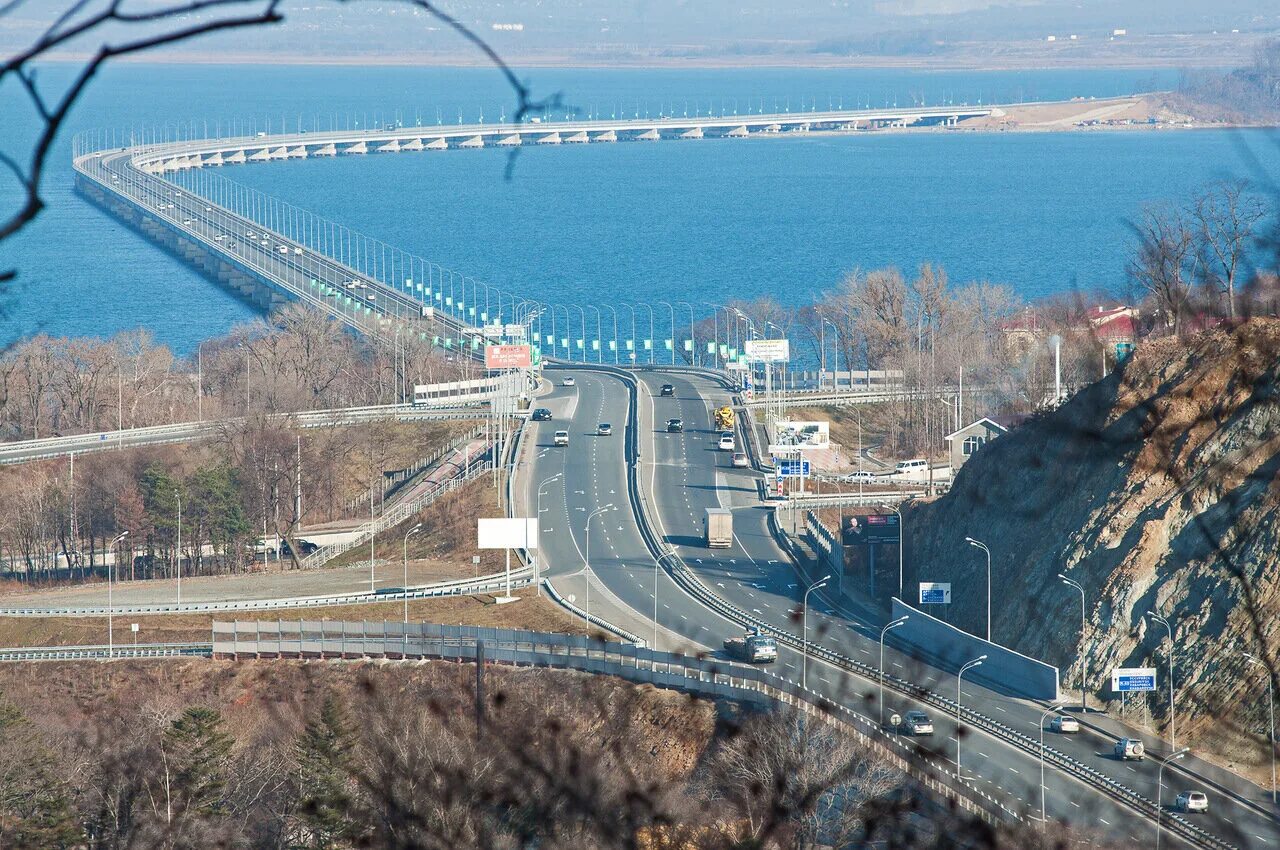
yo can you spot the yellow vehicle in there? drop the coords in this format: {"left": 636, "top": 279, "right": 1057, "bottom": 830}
{"left": 713, "top": 406, "right": 735, "bottom": 431}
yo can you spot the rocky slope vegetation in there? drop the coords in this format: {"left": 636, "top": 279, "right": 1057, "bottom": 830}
{"left": 905, "top": 321, "right": 1280, "bottom": 775}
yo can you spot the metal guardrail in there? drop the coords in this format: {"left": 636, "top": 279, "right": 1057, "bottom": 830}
{"left": 0, "top": 565, "right": 532, "bottom": 617}
{"left": 541, "top": 578, "right": 645, "bottom": 646}
{"left": 0, "top": 642, "right": 211, "bottom": 661}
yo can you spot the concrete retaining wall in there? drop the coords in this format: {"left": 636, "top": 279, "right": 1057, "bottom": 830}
{"left": 891, "top": 597, "right": 1059, "bottom": 700}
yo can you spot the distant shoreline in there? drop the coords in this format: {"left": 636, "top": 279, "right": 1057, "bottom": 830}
{"left": 34, "top": 50, "right": 1239, "bottom": 73}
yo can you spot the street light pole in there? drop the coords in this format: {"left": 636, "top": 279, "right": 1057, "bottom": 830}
{"left": 1059, "top": 574, "right": 1087, "bottom": 712}
{"left": 956, "top": 654, "right": 987, "bottom": 778}
{"left": 536, "top": 472, "right": 562, "bottom": 596}
{"left": 801, "top": 574, "right": 830, "bottom": 689}
{"left": 879, "top": 616, "right": 908, "bottom": 724}
{"left": 1244, "top": 652, "right": 1276, "bottom": 804}
{"left": 1146, "top": 611, "right": 1177, "bottom": 750}
{"left": 174, "top": 489, "right": 182, "bottom": 604}
{"left": 1155, "top": 747, "right": 1189, "bottom": 850}
{"left": 1039, "top": 702, "right": 1065, "bottom": 824}
{"left": 107, "top": 531, "right": 129, "bottom": 658}
{"left": 583, "top": 504, "right": 615, "bottom": 626}
{"left": 964, "top": 536, "right": 992, "bottom": 641}
{"left": 402, "top": 523, "right": 422, "bottom": 623}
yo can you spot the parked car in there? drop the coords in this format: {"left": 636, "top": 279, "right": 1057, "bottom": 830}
{"left": 660, "top": 384, "right": 675, "bottom": 396}
{"left": 531, "top": 408, "right": 552, "bottom": 421}
{"left": 597, "top": 423, "right": 612, "bottom": 436}
{"left": 1175, "top": 791, "right": 1209, "bottom": 813}
{"left": 898, "top": 710, "right": 934, "bottom": 736}
{"left": 731, "top": 452, "right": 749, "bottom": 468}
{"left": 843, "top": 470, "right": 876, "bottom": 483}
{"left": 1049, "top": 715, "right": 1080, "bottom": 734}
{"left": 666, "top": 418, "right": 683, "bottom": 432}
{"left": 278, "top": 539, "right": 319, "bottom": 557}
{"left": 1115, "top": 738, "right": 1145, "bottom": 760}
{"left": 553, "top": 430, "right": 569, "bottom": 446}
{"left": 562, "top": 377, "right": 576, "bottom": 387}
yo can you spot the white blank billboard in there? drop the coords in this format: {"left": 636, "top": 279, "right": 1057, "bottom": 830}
{"left": 477, "top": 517, "right": 538, "bottom": 549}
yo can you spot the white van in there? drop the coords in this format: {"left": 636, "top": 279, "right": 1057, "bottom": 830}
{"left": 893, "top": 459, "right": 930, "bottom": 481}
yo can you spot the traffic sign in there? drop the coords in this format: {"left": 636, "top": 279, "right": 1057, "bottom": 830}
{"left": 484, "top": 344, "right": 532, "bottom": 369}
{"left": 744, "top": 338, "right": 790, "bottom": 363}
{"left": 1111, "top": 667, "right": 1157, "bottom": 692}
{"left": 775, "top": 459, "right": 811, "bottom": 478}
{"left": 919, "top": 582, "right": 951, "bottom": 604}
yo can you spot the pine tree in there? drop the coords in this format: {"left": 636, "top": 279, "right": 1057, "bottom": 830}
{"left": 164, "top": 706, "right": 233, "bottom": 819}
{"left": 294, "top": 696, "right": 360, "bottom": 848}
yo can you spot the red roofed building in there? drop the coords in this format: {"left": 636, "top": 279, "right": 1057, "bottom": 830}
{"left": 1086, "top": 305, "right": 1138, "bottom": 343}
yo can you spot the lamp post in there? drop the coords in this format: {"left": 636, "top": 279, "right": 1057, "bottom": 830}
{"left": 1058, "top": 574, "right": 1088, "bottom": 712}
{"left": 1146, "top": 610, "right": 1177, "bottom": 750}
{"left": 1155, "top": 747, "right": 1189, "bottom": 850}
{"left": 583, "top": 504, "right": 615, "bottom": 625}
{"left": 402, "top": 523, "right": 422, "bottom": 623}
{"left": 1038, "top": 702, "right": 1065, "bottom": 824}
{"left": 107, "top": 531, "right": 129, "bottom": 658}
{"left": 964, "top": 536, "right": 992, "bottom": 642}
{"left": 174, "top": 489, "right": 182, "bottom": 604}
{"left": 879, "top": 616, "right": 908, "bottom": 724}
{"left": 801, "top": 574, "right": 830, "bottom": 689}
{"left": 956, "top": 654, "right": 987, "bottom": 778}
{"left": 878, "top": 502, "right": 904, "bottom": 598}
{"left": 1243, "top": 652, "right": 1276, "bottom": 803}
{"left": 536, "top": 473, "right": 562, "bottom": 594}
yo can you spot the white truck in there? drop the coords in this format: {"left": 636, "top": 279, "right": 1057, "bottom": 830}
{"left": 723, "top": 629, "right": 778, "bottom": 663}
{"left": 704, "top": 507, "right": 733, "bottom": 548}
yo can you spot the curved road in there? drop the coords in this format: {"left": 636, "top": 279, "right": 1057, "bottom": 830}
{"left": 524, "top": 365, "right": 1275, "bottom": 849}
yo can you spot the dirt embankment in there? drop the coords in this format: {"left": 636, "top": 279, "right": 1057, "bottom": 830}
{"left": 903, "top": 321, "right": 1280, "bottom": 785}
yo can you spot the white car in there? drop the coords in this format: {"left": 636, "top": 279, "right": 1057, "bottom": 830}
{"left": 731, "top": 452, "right": 749, "bottom": 468}
{"left": 1049, "top": 715, "right": 1079, "bottom": 734}
{"left": 718, "top": 434, "right": 735, "bottom": 451}
{"left": 553, "top": 430, "right": 569, "bottom": 446}
{"left": 562, "top": 377, "right": 576, "bottom": 387}
{"left": 597, "top": 423, "right": 612, "bottom": 436}
{"left": 1175, "top": 791, "right": 1209, "bottom": 813}
{"left": 844, "top": 470, "right": 876, "bottom": 483}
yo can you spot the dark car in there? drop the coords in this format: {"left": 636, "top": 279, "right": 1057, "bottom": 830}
{"left": 660, "top": 384, "right": 675, "bottom": 396}
{"left": 531, "top": 408, "right": 552, "bottom": 421}
{"left": 278, "top": 539, "right": 319, "bottom": 557}
{"left": 667, "top": 418, "right": 683, "bottom": 432}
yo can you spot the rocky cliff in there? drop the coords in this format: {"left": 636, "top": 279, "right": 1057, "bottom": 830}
{"left": 904, "top": 321, "right": 1280, "bottom": 772}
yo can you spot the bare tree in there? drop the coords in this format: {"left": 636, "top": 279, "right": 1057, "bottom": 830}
{"left": 1193, "top": 179, "right": 1268, "bottom": 319}
{"left": 1128, "top": 203, "right": 1197, "bottom": 335}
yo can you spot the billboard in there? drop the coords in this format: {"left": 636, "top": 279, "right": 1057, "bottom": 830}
{"left": 842, "top": 513, "right": 900, "bottom": 546}
{"left": 485, "top": 344, "right": 532, "bottom": 370}
{"left": 770, "top": 420, "right": 830, "bottom": 452}
{"left": 744, "top": 338, "right": 790, "bottom": 363}
{"left": 1111, "top": 667, "right": 1157, "bottom": 693}
{"left": 477, "top": 517, "right": 538, "bottom": 549}
{"left": 919, "top": 582, "right": 952, "bottom": 604}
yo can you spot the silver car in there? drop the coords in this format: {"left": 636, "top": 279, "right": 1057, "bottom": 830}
{"left": 1175, "top": 791, "right": 1208, "bottom": 813}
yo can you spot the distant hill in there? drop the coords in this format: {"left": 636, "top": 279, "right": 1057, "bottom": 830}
{"left": 903, "top": 321, "right": 1280, "bottom": 781}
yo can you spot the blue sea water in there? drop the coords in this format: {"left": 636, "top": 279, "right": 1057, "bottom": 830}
{"left": 2, "top": 62, "right": 1275, "bottom": 354}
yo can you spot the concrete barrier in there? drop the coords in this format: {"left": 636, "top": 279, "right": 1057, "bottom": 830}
{"left": 890, "top": 598, "right": 1059, "bottom": 700}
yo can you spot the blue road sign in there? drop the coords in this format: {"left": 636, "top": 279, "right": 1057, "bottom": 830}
{"left": 919, "top": 582, "right": 951, "bottom": 604}
{"left": 776, "top": 459, "right": 810, "bottom": 478}
{"left": 1111, "top": 667, "right": 1157, "bottom": 692}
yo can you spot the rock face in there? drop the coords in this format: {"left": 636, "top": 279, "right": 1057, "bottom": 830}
{"left": 904, "top": 322, "right": 1280, "bottom": 752}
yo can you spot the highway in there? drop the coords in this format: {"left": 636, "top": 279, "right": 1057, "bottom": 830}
{"left": 522, "top": 364, "right": 1276, "bottom": 849}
